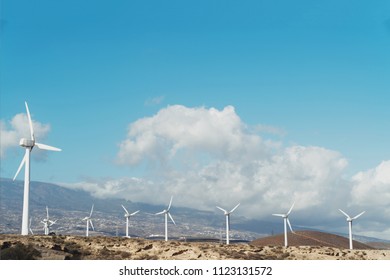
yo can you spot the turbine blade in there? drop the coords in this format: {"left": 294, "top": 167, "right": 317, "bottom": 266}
{"left": 121, "top": 205, "right": 129, "bottom": 215}
{"left": 29, "top": 218, "right": 34, "bottom": 234}
{"left": 272, "top": 214, "right": 284, "bottom": 217}
{"left": 216, "top": 206, "right": 226, "bottom": 213}
{"left": 35, "top": 142, "right": 62, "bottom": 152}
{"left": 230, "top": 203, "right": 240, "bottom": 213}
{"left": 46, "top": 206, "right": 49, "bottom": 219}
{"left": 130, "top": 210, "right": 140, "bottom": 216}
{"left": 287, "top": 218, "right": 294, "bottom": 233}
{"left": 167, "top": 196, "right": 173, "bottom": 211}
{"left": 168, "top": 213, "right": 176, "bottom": 225}
{"left": 25, "top": 102, "right": 34, "bottom": 141}
{"left": 339, "top": 209, "right": 350, "bottom": 219}
{"left": 89, "top": 220, "right": 95, "bottom": 231}
{"left": 352, "top": 211, "right": 365, "bottom": 220}
{"left": 155, "top": 211, "right": 165, "bottom": 215}
{"left": 13, "top": 153, "right": 27, "bottom": 181}
{"left": 89, "top": 204, "right": 94, "bottom": 217}
{"left": 287, "top": 202, "right": 295, "bottom": 216}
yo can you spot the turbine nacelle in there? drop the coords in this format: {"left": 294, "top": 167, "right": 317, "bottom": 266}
{"left": 339, "top": 209, "right": 365, "bottom": 222}
{"left": 122, "top": 205, "right": 139, "bottom": 218}
{"left": 216, "top": 203, "right": 240, "bottom": 216}
{"left": 19, "top": 138, "right": 35, "bottom": 148}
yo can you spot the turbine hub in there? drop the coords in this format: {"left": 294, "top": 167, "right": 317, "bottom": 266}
{"left": 19, "top": 138, "right": 34, "bottom": 148}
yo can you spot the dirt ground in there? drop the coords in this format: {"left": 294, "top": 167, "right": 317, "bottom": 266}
{"left": 1, "top": 234, "right": 389, "bottom": 260}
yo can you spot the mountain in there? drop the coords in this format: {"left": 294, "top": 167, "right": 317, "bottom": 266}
{"left": 0, "top": 178, "right": 263, "bottom": 240}
{"left": 250, "top": 230, "right": 373, "bottom": 250}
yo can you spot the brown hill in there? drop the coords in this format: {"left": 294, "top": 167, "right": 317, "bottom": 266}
{"left": 250, "top": 230, "right": 373, "bottom": 250}
{"left": 367, "top": 242, "right": 390, "bottom": 250}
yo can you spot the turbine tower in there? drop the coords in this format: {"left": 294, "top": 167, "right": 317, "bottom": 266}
{"left": 216, "top": 203, "right": 240, "bottom": 245}
{"left": 13, "top": 102, "right": 61, "bottom": 235}
{"left": 41, "top": 206, "right": 57, "bottom": 235}
{"left": 121, "top": 205, "right": 139, "bottom": 238}
{"left": 272, "top": 202, "right": 295, "bottom": 247}
{"left": 155, "top": 196, "right": 175, "bottom": 241}
{"left": 339, "top": 209, "right": 365, "bottom": 250}
{"left": 82, "top": 204, "right": 95, "bottom": 237}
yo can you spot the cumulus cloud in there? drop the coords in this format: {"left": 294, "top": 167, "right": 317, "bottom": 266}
{"left": 0, "top": 113, "right": 51, "bottom": 159}
{"left": 117, "top": 105, "right": 277, "bottom": 167}
{"left": 351, "top": 161, "right": 390, "bottom": 218}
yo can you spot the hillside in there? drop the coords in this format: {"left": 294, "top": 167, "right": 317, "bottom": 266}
{"left": 1, "top": 234, "right": 389, "bottom": 260}
{"left": 250, "top": 230, "right": 373, "bottom": 250}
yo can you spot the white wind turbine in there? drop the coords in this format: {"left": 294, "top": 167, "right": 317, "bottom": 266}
{"left": 155, "top": 196, "right": 176, "bottom": 241}
{"left": 339, "top": 209, "right": 365, "bottom": 250}
{"left": 272, "top": 202, "right": 295, "bottom": 247}
{"left": 29, "top": 218, "right": 34, "bottom": 235}
{"left": 13, "top": 101, "right": 61, "bottom": 235}
{"left": 82, "top": 204, "right": 95, "bottom": 237}
{"left": 121, "top": 205, "right": 139, "bottom": 238}
{"left": 216, "top": 203, "right": 240, "bottom": 245}
{"left": 41, "top": 206, "right": 57, "bottom": 235}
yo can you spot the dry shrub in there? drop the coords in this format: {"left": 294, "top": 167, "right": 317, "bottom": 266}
{"left": 120, "top": 251, "right": 131, "bottom": 258}
{"left": 0, "top": 242, "right": 41, "bottom": 260}
{"left": 277, "top": 252, "right": 290, "bottom": 260}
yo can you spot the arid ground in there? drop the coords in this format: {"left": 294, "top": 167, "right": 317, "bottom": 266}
{"left": 1, "top": 233, "right": 389, "bottom": 260}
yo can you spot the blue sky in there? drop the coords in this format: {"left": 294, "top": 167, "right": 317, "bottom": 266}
{"left": 1, "top": 1, "right": 390, "bottom": 238}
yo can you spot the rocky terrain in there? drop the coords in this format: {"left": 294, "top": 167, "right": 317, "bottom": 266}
{"left": 1, "top": 234, "right": 389, "bottom": 260}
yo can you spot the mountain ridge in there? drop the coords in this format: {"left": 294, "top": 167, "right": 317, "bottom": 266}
{"left": 1, "top": 177, "right": 389, "bottom": 245}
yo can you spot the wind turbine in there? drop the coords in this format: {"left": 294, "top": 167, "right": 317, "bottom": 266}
{"left": 155, "top": 196, "right": 176, "bottom": 241}
{"left": 41, "top": 206, "right": 57, "bottom": 235}
{"left": 216, "top": 203, "right": 240, "bottom": 245}
{"left": 272, "top": 202, "right": 295, "bottom": 247}
{"left": 121, "top": 205, "right": 139, "bottom": 238}
{"left": 82, "top": 204, "right": 95, "bottom": 237}
{"left": 29, "top": 218, "right": 34, "bottom": 235}
{"left": 339, "top": 209, "right": 365, "bottom": 250}
{"left": 13, "top": 101, "right": 61, "bottom": 235}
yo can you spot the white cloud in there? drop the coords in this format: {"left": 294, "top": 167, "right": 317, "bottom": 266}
{"left": 351, "top": 161, "right": 390, "bottom": 218}
{"left": 144, "top": 96, "right": 165, "bottom": 106}
{"left": 117, "top": 105, "right": 277, "bottom": 166}
{"left": 0, "top": 113, "right": 51, "bottom": 159}
{"left": 59, "top": 177, "right": 155, "bottom": 200}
